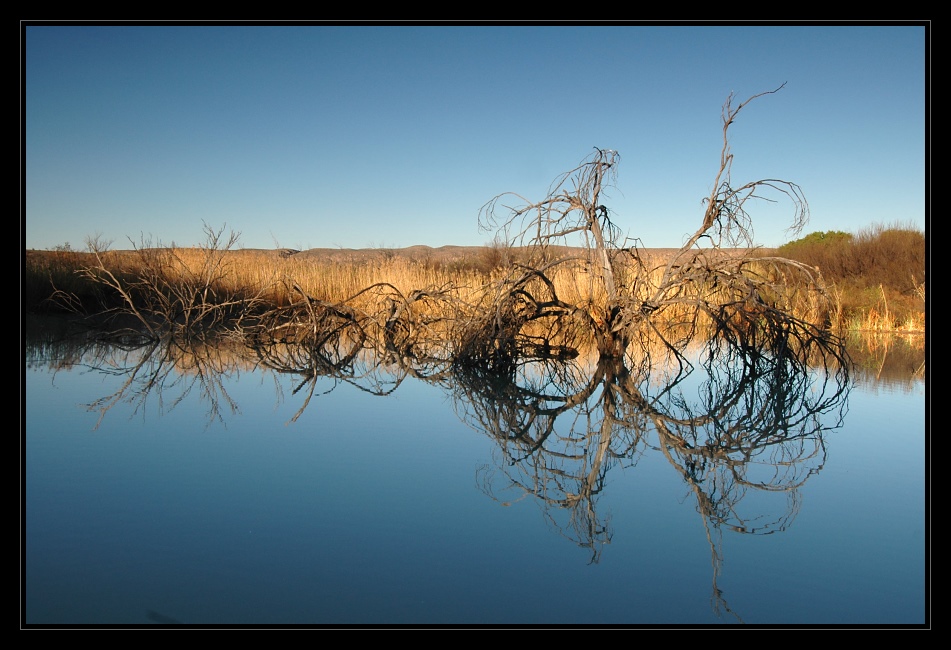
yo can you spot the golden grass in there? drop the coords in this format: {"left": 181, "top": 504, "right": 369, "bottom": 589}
{"left": 24, "top": 246, "right": 924, "bottom": 336}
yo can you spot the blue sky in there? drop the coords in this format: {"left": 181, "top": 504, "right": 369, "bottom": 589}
{"left": 23, "top": 23, "right": 927, "bottom": 252}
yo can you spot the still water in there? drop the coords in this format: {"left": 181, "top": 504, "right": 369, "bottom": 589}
{"left": 23, "top": 326, "right": 927, "bottom": 627}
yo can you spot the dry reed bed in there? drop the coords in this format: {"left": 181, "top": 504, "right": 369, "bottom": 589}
{"left": 24, "top": 245, "right": 923, "bottom": 335}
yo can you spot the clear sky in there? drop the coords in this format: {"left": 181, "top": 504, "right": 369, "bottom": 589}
{"left": 23, "top": 23, "right": 928, "bottom": 252}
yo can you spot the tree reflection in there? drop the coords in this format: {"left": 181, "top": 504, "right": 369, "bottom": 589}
{"left": 29, "top": 323, "right": 851, "bottom": 621}
{"left": 446, "top": 337, "right": 849, "bottom": 620}
{"left": 70, "top": 336, "right": 246, "bottom": 429}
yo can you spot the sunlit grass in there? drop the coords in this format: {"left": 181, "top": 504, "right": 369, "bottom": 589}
{"left": 24, "top": 242, "right": 924, "bottom": 336}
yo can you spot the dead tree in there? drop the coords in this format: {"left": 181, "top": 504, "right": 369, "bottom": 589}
{"left": 478, "top": 147, "right": 627, "bottom": 358}
{"left": 474, "top": 84, "right": 842, "bottom": 366}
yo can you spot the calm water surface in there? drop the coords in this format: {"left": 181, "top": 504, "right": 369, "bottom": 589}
{"left": 23, "top": 329, "right": 927, "bottom": 627}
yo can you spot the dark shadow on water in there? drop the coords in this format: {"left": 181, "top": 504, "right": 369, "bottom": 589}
{"left": 146, "top": 610, "right": 185, "bottom": 625}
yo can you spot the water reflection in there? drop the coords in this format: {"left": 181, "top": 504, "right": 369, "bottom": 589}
{"left": 449, "top": 342, "right": 849, "bottom": 620}
{"left": 845, "top": 331, "right": 926, "bottom": 392}
{"left": 23, "top": 315, "right": 885, "bottom": 623}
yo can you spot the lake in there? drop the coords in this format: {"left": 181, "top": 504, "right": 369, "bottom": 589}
{"left": 23, "top": 322, "right": 928, "bottom": 628}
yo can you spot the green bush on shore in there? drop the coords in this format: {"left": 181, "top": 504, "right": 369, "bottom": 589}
{"left": 777, "top": 222, "right": 925, "bottom": 331}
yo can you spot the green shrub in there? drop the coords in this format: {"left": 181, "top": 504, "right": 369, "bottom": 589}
{"left": 778, "top": 222, "right": 925, "bottom": 330}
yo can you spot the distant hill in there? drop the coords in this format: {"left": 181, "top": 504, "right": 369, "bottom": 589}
{"left": 26, "top": 244, "right": 778, "bottom": 266}
{"left": 243, "top": 244, "right": 776, "bottom": 264}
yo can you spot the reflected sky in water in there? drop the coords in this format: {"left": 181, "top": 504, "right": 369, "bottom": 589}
{"left": 23, "top": 336, "right": 927, "bottom": 627}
